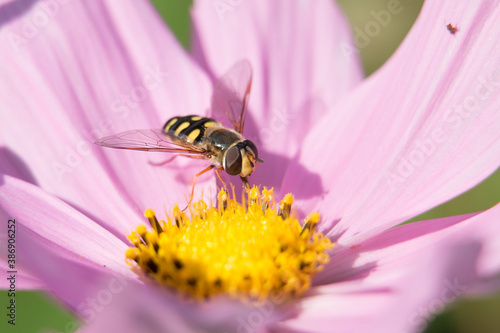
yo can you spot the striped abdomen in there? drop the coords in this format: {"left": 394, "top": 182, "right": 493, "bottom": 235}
{"left": 163, "top": 115, "right": 219, "bottom": 144}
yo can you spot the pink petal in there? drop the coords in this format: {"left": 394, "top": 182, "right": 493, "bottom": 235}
{"left": 316, "top": 212, "right": 477, "bottom": 284}
{"left": 0, "top": 0, "right": 214, "bottom": 235}
{"left": 279, "top": 204, "right": 500, "bottom": 332}
{"left": 78, "top": 276, "right": 292, "bottom": 333}
{"left": 319, "top": 203, "right": 500, "bottom": 287}
{"left": 80, "top": 285, "right": 282, "bottom": 333}
{"left": 191, "top": 0, "right": 363, "bottom": 192}
{"left": 0, "top": 173, "right": 136, "bottom": 296}
{"left": 282, "top": 0, "right": 500, "bottom": 239}
{"left": 76, "top": 286, "right": 203, "bottom": 333}
{"left": 0, "top": 260, "right": 44, "bottom": 289}
{"left": 16, "top": 227, "right": 136, "bottom": 314}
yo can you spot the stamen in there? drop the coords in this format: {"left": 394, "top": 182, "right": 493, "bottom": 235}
{"left": 125, "top": 187, "right": 333, "bottom": 302}
{"left": 145, "top": 209, "right": 162, "bottom": 234}
{"left": 248, "top": 187, "right": 259, "bottom": 206}
{"left": 261, "top": 188, "right": 273, "bottom": 212}
{"left": 218, "top": 189, "right": 228, "bottom": 211}
{"left": 278, "top": 194, "right": 293, "bottom": 219}
{"left": 172, "top": 206, "right": 184, "bottom": 228}
{"left": 301, "top": 212, "right": 320, "bottom": 236}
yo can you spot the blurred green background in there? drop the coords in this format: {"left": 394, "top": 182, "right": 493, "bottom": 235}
{"left": 2, "top": 0, "right": 499, "bottom": 332}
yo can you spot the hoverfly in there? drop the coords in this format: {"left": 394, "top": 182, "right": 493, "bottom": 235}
{"left": 94, "top": 60, "right": 263, "bottom": 199}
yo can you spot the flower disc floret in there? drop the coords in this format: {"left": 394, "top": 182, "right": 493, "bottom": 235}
{"left": 126, "top": 187, "right": 333, "bottom": 301}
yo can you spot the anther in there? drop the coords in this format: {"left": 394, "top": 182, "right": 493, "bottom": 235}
{"left": 135, "top": 225, "right": 148, "bottom": 245}
{"left": 146, "top": 259, "right": 158, "bottom": 274}
{"left": 278, "top": 194, "right": 294, "bottom": 219}
{"left": 173, "top": 259, "right": 183, "bottom": 270}
{"left": 173, "top": 206, "right": 183, "bottom": 228}
{"left": 261, "top": 188, "right": 273, "bottom": 212}
{"left": 248, "top": 187, "right": 259, "bottom": 206}
{"left": 145, "top": 209, "right": 162, "bottom": 234}
{"left": 218, "top": 189, "right": 228, "bottom": 211}
{"left": 301, "top": 212, "right": 320, "bottom": 235}
{"left": 146, "top": 232, "right": 159, "bottom": 252}
{"left": 194, "top": 201, "right": 207, "bottom": 220}
{"left": 125, "top": 248, "right": 140, "bottom": 262}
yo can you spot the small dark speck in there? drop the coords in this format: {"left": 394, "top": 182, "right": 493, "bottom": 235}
{"left": 447, "top": 23, "right": 458, "bottom": 35}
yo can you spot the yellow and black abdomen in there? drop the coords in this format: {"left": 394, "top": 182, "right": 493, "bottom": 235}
{"left": 163, "top": 115, "right": 218, "bottom": 144}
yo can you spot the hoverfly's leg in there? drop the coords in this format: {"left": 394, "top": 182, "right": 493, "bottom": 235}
{"left": 148, "top": 154, "right": 178, "bottom": 166}
{"left": 149, "top": 154, "right": 206, "bottom": 166}
{"left": 240, "top": 176, "right": 250, "bottom": 190}
{"left": 183, "top": 164, "right": 216, "bottom": 211}
{"left": 215, "top": 167, "right": 227, "bottom": 190}
{"left": 183, "top": 154, "right": 208, "bottom": 160}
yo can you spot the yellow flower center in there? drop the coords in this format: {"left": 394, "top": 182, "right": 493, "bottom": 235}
{"left": 125, "top": 187, "right": 333, "bottom": 302}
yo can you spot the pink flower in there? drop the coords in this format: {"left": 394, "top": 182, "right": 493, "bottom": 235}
{"left": 1, "top": 0, "right": 500, "bottom": 332}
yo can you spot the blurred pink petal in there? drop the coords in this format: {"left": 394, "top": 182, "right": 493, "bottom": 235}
{"left": 0, "top": 261, "right": 43, "bottom": 289}
{"left": 19, "top": 244, "right": 134, "bottom": 319}
{"left": 278, "top": 203, "right": 500, "bottom": 333}
{"left": 0, "top": 0, "right": 214, "bottom": 236}
{"left": 283, "top": 0, "right": 500, "bottom": 240}
{"left": 323, "top": 204, "right": 500, "bottom": 289}
{"left": 191, "top": 0, "right": 363, "bottom": 191}
{"left": 0, "top": 173, "right": 135, "bottom": 294}
{"left": 318, "top": 212, "right": 479, "bottom": 284}
{"left": 77, "top": 282, "right": 290, "bottom": 333}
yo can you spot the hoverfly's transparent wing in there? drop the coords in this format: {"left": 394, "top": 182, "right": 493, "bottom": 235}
{"left": 211, "top": 60, "right": 252, "bottom": 134}
{"left": 94, "top": 129, "right": 207, "bottom": 155}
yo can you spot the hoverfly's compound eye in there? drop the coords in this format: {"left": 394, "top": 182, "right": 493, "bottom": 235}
{"left": 223, "top": 146, "right": 243, "bottom": 175}
{"left": 243, "top": 140, "right": 258, "bottom": 159}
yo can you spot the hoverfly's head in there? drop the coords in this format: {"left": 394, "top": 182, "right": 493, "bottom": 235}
{"left": 223, "top": 140, "right": 263, "bottom": 177}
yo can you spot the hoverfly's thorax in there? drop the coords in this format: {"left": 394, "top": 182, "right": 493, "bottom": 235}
{"left": 163, "top": 115, "right": 219, "bottom": 144}
{"left": 205, "top": 127, "right": 243, "bottom": 153}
